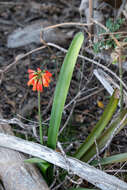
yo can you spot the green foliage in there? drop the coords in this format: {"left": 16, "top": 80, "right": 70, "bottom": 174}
{"left": 81, "top": 108, "right": 127, "bottom": 162}
{"left": 23, "top": 29, "right": 127, "bottom": 188}
{"left": 93, "top": 41, "right": 105, "bottom": 53}
{"left": 105, "top": 18, "right": 125, "bottom": 32}
{"left": 73, "top": 89, "right": 127, "bottom": 166}
{"left": 34, "top": 32, "right": 84, "bottom": 182}
{"left": 74, "top": 89, "right": 119, "bottom": 159}
{"left": 47, "top": 32, "right": 84, "bottom": 150}
{"left": 24, "top": 157, "right": 50, "bottom": 179}
{"left": 24, "top": 33, "right": 84, "bottom": 183}
{"left": 24, "top": 157, "right": 50, "bottom": 169}
{"left": 91, "top": 152, "right": 127, "bottom": 166}
{"left": 123, "top": 37, "right": 127, "bottom": 42}
{"left": 93, "top": 18, "right": 125, "bottom": 53}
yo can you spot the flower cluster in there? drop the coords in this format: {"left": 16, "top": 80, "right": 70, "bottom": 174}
{"left": 27, "top": 68, "right": 52, "bottom": 92}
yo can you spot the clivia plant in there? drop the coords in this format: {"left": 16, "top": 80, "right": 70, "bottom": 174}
{"left": 27, "top": 32, "right": 84, "bottom": 148}
{"left": 25, "top": 32, "right": 127, "bottom": 189}
{"left": 26, "top": 32, "right": 84, "bottom": 179}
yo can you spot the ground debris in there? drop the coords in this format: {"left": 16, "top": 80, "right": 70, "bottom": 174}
{"left": 7, "top": 20, "right": 69, "bottom": 48}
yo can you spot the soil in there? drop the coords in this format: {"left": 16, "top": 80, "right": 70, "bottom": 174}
{"left": 0, "top": 0, "right": 101, "bottom": 132}
{"left": 0, "top": 0, "right": 127, "bottom": 189}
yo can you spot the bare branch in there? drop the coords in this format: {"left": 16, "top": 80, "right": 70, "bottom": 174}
{"left": 0, "top": 133, "right": 126, "bottom": 190}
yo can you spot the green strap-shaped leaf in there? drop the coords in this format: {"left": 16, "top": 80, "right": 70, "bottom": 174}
{"left": 81, "top": 109, "right": 127, "bottom": 162}
{"left": 47, "top": 32, "right": 84, "bottom": 149}
{"left": 24, "top": 157, "right": 50, "bottom": 174}
{"left": 74, "top": 89, "right": 120, "bottom": 159}
{"left": 91, "top": 152, "right": 127, "bottom": 166}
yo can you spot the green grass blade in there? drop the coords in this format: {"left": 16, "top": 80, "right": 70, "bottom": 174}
{"left": 47, "top": 32, "right": 84, "bottom": 149}
{"left": 81, "top": 109, "right": 127, "bottom": 162}
{"left": 74, "top": 89, "right": 120, "bottom": 159}
{"left": 91, "top": 152, "right": 127, "bottom": 166}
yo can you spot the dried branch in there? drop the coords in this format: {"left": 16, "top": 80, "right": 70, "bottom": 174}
{"left": 47, "top": 42, "right": 127, "bottom": 92}
{"left": 93, "top": 69, "right": 127, "bottom": 106}
{"left": 88, "top": 0, "right": 93, "bottom": 33}
{"left": 117, "top": 0, "right": 126, "bottom": 19}
{"left": 0, "top": 133, "right": 127, "bottom": 190}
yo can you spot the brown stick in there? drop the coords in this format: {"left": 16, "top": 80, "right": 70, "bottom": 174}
{"left": 88, "top": 0, "right": 93, "bottom": 34}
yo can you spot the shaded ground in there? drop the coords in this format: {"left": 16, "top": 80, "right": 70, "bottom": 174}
{"left": 0, "top": 0, "right": 127, "bottom": 189}
{"left": 0, "top": 0, "right": 102, "bottom": 132}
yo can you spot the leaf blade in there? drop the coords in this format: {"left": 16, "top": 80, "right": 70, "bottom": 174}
{"left": 47, "top": 32, "right": 84, "bottom": 149}
{"left": 74, "top": 89, "right": 120, "bottom": 159}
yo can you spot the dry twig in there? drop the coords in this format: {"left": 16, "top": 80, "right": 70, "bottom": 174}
{"left": 0, "top": 133, "right": 127, "bottom": 190}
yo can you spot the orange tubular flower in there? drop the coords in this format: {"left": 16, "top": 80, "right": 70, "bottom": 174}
{"left": 27, "top": 68, "right": 52, "bottom": 92}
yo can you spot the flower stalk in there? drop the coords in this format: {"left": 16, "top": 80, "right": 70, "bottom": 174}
{"left": 27, "top": 68, "right": 52, "bottom": 144}
{"left": 38, "top": 90, "right": 43, "bottom": 144}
